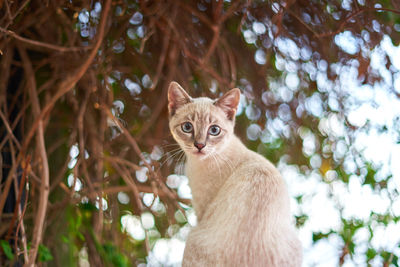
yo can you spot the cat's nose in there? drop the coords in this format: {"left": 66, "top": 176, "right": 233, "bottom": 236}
{"left": 194, "top": 142, "right": 206, "bottom": 151}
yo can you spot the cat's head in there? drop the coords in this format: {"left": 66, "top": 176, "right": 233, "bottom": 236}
{"left": 167, "top": 82, "right": 240, "bottom": 160}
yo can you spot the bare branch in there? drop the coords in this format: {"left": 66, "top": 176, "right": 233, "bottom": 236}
{"left": 21, "top": 0, "right": 112, "bottom": 156}
{"left": 0, "top": 27, "right": 92, "bottom": 52}
{"left": 18, "top": 44, "right": 50, "bottom": 267}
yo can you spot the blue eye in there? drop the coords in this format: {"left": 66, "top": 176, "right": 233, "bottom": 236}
{"left": 208, "top": 125, "right": 221, "bottom": 136}
{"left": 181, "top": 122, "right": 193, "bottom": 133}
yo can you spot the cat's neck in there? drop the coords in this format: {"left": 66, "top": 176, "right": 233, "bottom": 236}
{"left": 185, "top": 135, "right": 247, "bottom": 220}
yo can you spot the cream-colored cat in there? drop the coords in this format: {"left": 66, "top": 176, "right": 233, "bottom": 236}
{"left": 168, "top": 82, "right": 302, "bottom": 266}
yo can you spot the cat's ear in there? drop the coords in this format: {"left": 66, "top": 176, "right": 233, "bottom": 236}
{"left": 215, "top": 88, "right": 241, "bottom": 120}
{"left": 168, "top": 82, "right": 192, "bottom": 115}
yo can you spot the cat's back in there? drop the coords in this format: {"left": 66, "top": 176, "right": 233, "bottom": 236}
{"left": 209, "top": 144, "right": 291, "bottom": 219}
{"left": 223, "top": 136, "right": 288, "bottom": 198}
{"left": 189, "top": 145, "right": 301, "bottom": 266}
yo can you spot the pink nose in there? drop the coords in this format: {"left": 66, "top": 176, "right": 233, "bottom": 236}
{"left": 194, "top": 142, "right": 205, "bottom": 151}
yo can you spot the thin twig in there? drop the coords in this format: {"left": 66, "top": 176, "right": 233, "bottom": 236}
{"left": 237, "top": 0, "right": 251, "bottom": 33}
{"left": 0, "top": 27, "right": 92, "bottom": 52}
{"left": 0, "top": 157, "right": 22, "bottom": 219}
{"left": 77, "top": 90, "right": 96, "bottom": 193}
{"left": 102, "top": 107, "right": 183, "bottom": 206}
{"left": 111, "top": 162, "right": 143, "bottom": 210}
{"left": 284, "top": 7, "right": 400, "bottom": 38}
{"left": 0, "top": 43, "right": 13, "bottom": 107}
{"left": 104, "top": 155, "right": 141, "bottom": 171}
{"left": 202, "top": 24, "right": 220, "bottom": 64}
{"left": 150, "top": 26, "right": 171, "bottom": 90}
{"left": 283, "top": 6, "right": 319, "bottom": 36}
{"left": 182, "top": 44, "right": 231, "bottom": 87}
{"left": 102, "top": 107, "right": 152, "bottom": 171}
{"left": 136, "top": 44, "right": 178, "bottom": 141}
{"left": 5, "top": 155, "right": 30, "bottom": 241}
{"left": 11, "top": 0, "right": 31, "bottom": 20}
{"left": 84, "top": 184, "right": 191, "bottom": 205}
{"left": 220, "top": 37, "right": 237, "bottom": 86}
{"left": 220, "top": 0, "right": 243, "bottom": 22}
{"left": 176, "top": 1, "right": 213, "bottom": 28}
{"left": 0, "top": 109, "right": 21, "bottom": 150}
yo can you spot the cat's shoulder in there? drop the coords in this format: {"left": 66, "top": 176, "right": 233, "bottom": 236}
{"left": 230, "top": 152, "right": 283, "bottom": 185}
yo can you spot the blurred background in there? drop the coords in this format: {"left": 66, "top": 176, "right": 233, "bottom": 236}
{"left": 1, "top": 0, "right": 400, "bottom": 266}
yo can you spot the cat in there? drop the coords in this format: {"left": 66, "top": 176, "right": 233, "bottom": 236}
{"left": 167, "top": 81, "right": 302, "bottom": 266}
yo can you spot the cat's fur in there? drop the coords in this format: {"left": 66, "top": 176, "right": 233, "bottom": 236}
{"left": 168, "top": 82, "right": 302, "bottom": 266}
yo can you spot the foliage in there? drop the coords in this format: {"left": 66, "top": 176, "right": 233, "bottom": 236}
{"left": 1, "top": 0, "right": 400, "bottom": 266}
{"left": 0, "top": 240, "right": 14, "bottom": 261}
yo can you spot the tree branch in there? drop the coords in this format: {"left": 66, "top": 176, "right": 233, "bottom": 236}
{"left": 21, "top": 0, "right": 112, "bottom": 157}
{"left": 0, "top": 27, "right": 92, "bottom": 52}
{"left": 18, "top": 44, "right": 50, "bottom": 267}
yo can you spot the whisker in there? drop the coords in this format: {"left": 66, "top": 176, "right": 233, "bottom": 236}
{"left": 163, "top": 147, "right": 183, "bottom": 155}
{"left": 176, "top": 151, "right": 187, "bottom": 175}
{"left": 160, "top": 143, "right": 181, "bottom": 149}
{"left": 215, "top": 153, "right": 234, "bottom": 173}
{"left": 211, "top": 153, "right": 222, "bottom": 182}
{"left": 158, "top": 148, "right": 184, "bottom": 170}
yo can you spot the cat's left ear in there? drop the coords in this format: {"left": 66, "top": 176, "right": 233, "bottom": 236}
{"left": 215, "top": 88, "right": 241, "bottom": 120}
{"left": 168, "top": 82, "right": 192, "bottom": 116}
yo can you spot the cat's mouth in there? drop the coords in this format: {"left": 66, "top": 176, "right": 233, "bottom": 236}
{"left": 191, "top": 149, "right": 208, "bottom": 157}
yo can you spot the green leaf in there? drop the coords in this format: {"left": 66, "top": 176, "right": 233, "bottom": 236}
{"left": 38, "top": 244, "right": 54, "bottom": 262}
{"left": 366, "top": 248, "right": 377, "bottom": 260}
{"left": 364, "top": 163, "right": 377, "bottom": 188}
{"left": 0, "top": 240, "right": 14, "bottom": 260}
{"left": 295, "top": 214, "right": 308, "bottom": 228}
{"left": 312, "top": 230, "right": 333, "bottom": 242}
{"left": 102, "top": 243, "right": 129, "bottom": 267}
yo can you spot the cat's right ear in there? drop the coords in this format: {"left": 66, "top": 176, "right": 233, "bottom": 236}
{"left": 168, "top": 82, "right": 192, "bottom": 116}
{"left": 215, "top": 88, "right": 241, "bottom": 120}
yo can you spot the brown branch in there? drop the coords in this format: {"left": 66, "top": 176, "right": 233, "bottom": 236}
{"left": 139, "top": 27, "right": 155, "bottom": 54}
{"left": 104, "top": 155, "right": 141, "bottom": 171}
{"left": 102, "top": 107, "right": 152, "bottom": 171}
{"left": 0, "top": 0, "right": 12, "bottom": 28}
{"left": 212, "top": 0, "right": 224, "bottom": 22}
{"left": 182, "top": 44, "right": 231, "bottom": 87}
{"left": 220, "top": 0, "right": 243, "bottom": 23}
{"left": 221, "top": 37, "right": 237, "bottom": 87}
{"left": 5, "top": 155, "right": 30, "bottom": 241}
{"left": 0, "top": 109, "right": 21, "bottom": 150}
{"left": 150, "top": 26, "right": 171, "bottom": 90}
{"left": 237, "top": 0, "right": 251, "bottom": 33}
{"left": 84, "top": 185, "right": 191, "bottom": 205}
{"left": 18, "top": 44, "right": 50, "bottom": 267}
{"left": 111, "top": 162, "right": 143, "bottom": 211}
{"left": 202, "top": 24, "right": 220, "bottom": 64}
{"left": 176, "top": 1, "right": 213, "bottom": 28}
{"left": 11, "top": 0, "right": 31, "bottom": 20}
{"left": 0, "top": 43, "right": 13, "bottom": 107}
{"left": 16, "top": 176, "right": 29, "bottom": 264}
{"left": 21, "top": 0, "right": 112, "bottom": 158}
{"left": 18, "top": 46, "right": 50, "bottom": 266}
{"left": 77, "top": 90, "right": 96, "bottom": 193}
{"left": 314, "top": 7, "right": 400, "bottom": 38}
{"left": 136, "top": 44, "right": 179, "bottom": 141}
{"left": 283, "top": 6, "right": 319, "bottom": 37}
{"left": 0, "top": 157, "right": 22, "bottom": 219}
{"left": 0, "top": 27, "right": 92, "bottom": 52}
{"left": 102, "top": 106, "right": 183, "bottom": 208}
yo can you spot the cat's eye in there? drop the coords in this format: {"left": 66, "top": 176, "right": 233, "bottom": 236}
{"left": 181, "top": 122, "right": 193, "bottom": 133}
{"left": 208, "top": 125, "right": 221, "bottom": 136}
